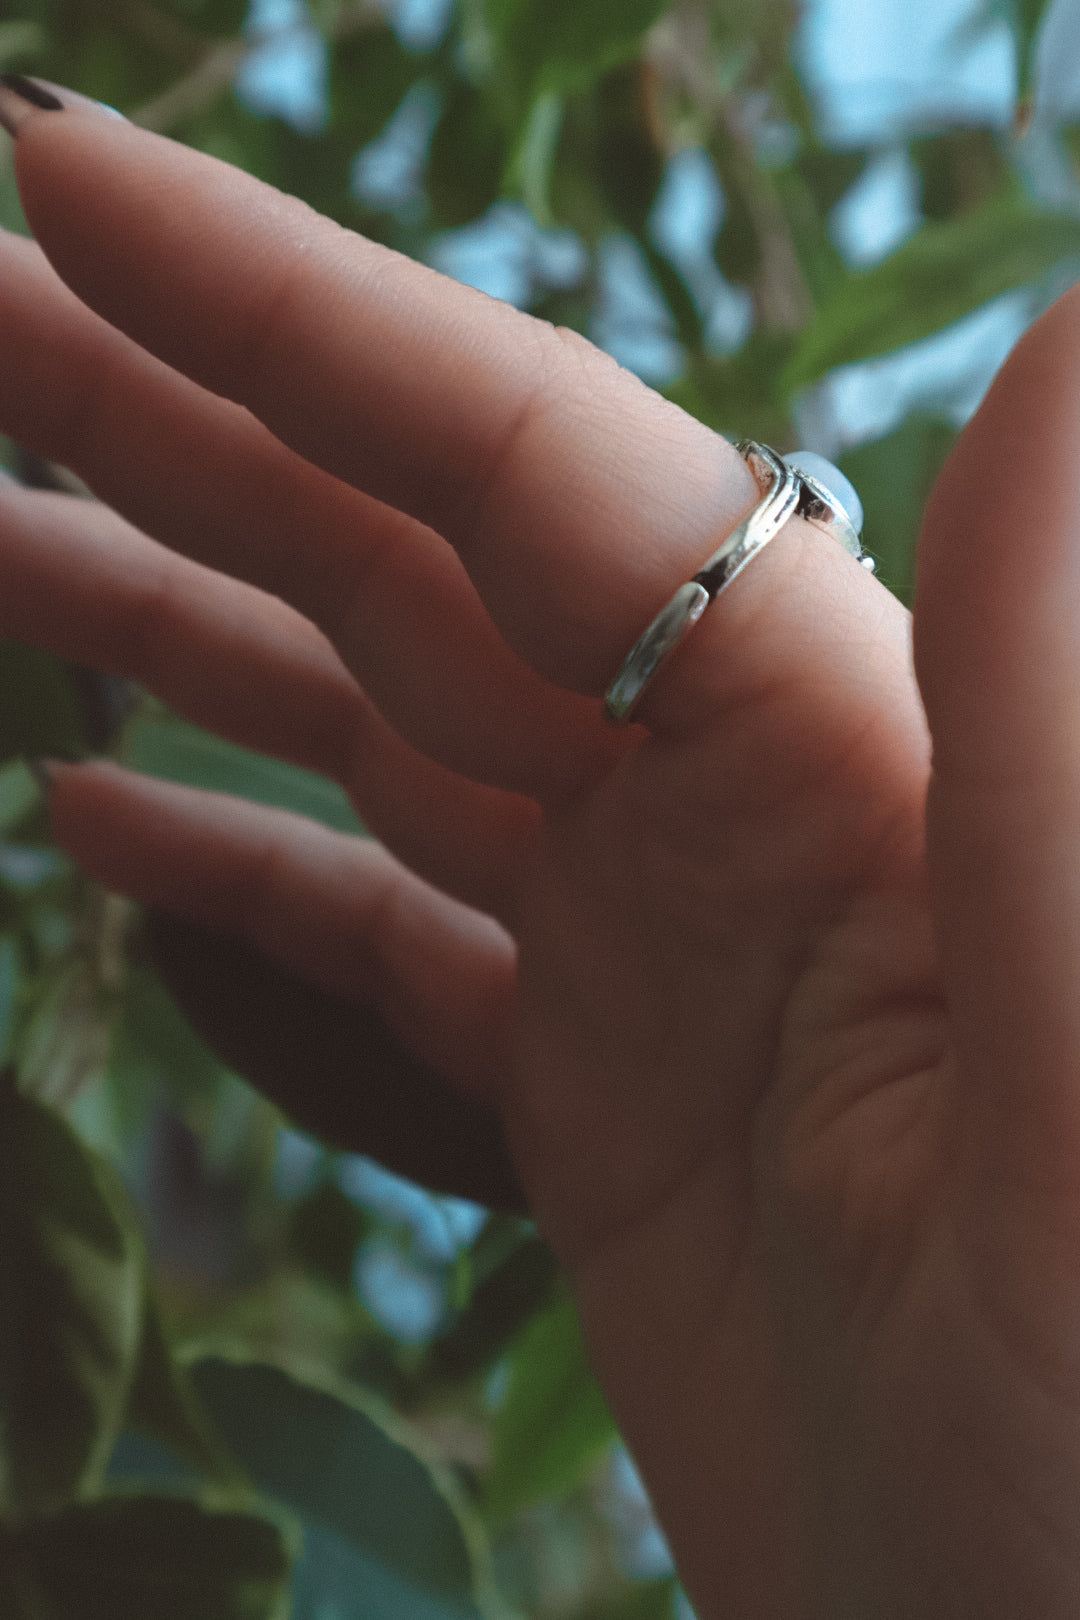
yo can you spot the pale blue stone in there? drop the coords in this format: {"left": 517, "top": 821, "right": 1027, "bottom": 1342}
{"left": 785, "top": 449, "right": 864, "bottom": 536}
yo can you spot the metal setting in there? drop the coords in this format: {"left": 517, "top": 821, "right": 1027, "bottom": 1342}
{"left": 786, "top": 455, "right": 863, "bottom": 558}
{"left": 603, "top": 440, "right": 872, "bottom": 725}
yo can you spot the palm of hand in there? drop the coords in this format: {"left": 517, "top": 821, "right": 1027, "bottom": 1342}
{"left": 511, "top": 653, "right": 1075, "bottom": 1617}
{"left": 503, "top": 570, "right": 941, "bottom": 1616}
{"left": 2, "top": 94, "right": 1080, "bottom": 1620}
{"left": 504, "top": 474, "right": 1080, "bottom": 1613}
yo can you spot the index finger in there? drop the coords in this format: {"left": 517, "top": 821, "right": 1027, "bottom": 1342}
{"left": 5, "top": 90, "right": 757, "bottom": 697}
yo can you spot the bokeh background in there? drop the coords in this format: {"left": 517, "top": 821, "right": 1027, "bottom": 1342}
{"left": 0, "top": 0, "right": 1079, "bottom": 1615}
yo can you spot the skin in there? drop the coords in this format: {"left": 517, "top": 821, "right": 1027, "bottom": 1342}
{"left": 1, "top": 92, "right": 1080, "bottom": 1617}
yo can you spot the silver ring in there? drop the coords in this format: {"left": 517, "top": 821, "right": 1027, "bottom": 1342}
{"left": 603, "top": 440, "right": 871, "bottom": 725}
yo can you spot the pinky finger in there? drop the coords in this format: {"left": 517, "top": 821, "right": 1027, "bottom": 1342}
{"left": 44, "top": 760, "right": 517, "bottom": 1103}
{"left": 142, "top": 910, "right": 526, "bottom": 1210}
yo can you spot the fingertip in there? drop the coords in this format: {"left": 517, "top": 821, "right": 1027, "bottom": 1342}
{"left": 0, "top": 74, "right": 65, "bottom": 136}
{"left": 0, "top": 74, "right": 127, "bottom": 139}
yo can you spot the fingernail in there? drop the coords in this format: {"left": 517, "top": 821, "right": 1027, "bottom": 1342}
{"left": 0, "top": 75, "right": 127, "bottom": 138}
{"left": 0, "top": 74, "right": 65, "bottom": 137}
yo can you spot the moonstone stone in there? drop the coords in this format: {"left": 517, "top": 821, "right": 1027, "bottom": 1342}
{"left": 785, "top": 450, "right": 864, "bottom": 537}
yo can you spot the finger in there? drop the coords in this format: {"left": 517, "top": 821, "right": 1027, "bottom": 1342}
{"left": 0, "top": 480, "right": 534, "bottom": 919}
{"left": 141, "top": 910, "right": 526, "bottom": 1212}
{"left": 6, "top": 96, "right": 775, "bottom": 706}
{"left": 45, "top": 760, "right": 517, "bottom": 1102}
{"left": 0, "top": 229, "right": 616, "bottom": 801}
{"left": 914, "top": 280, "right": 1080, "bottom": 1303}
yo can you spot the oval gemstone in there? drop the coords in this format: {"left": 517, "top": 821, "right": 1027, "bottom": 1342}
{"left": 785, "top": 450, "right": 864, "bottom": 537}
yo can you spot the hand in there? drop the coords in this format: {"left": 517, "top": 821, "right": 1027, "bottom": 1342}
{"left": 2, "top": 83, "right": 1080, "bottom": 1618}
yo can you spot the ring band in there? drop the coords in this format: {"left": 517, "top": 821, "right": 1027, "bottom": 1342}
{"left": 603, "top": 440, "right": 870, "bottom": 725}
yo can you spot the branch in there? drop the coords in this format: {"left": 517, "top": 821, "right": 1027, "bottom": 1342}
{"left": 131, "top": 38, "right": 247, "bottom": 133}
{"left": 647, "top": 1, "right": 814, "bottom": 333}
{"left": 130, "top": 0, "right": 388, "bottom": 135}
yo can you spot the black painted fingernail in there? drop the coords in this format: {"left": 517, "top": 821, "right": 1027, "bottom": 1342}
{"left": 0, "top": 74, "right": 65, "bottom": 137}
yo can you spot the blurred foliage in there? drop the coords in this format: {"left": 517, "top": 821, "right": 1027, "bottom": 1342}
{"left": 0, "top": 0, "right": 1076, "bottom": 1613}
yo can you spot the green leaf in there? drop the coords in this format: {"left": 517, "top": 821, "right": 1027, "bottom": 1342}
{"left": 710, "top": 130, "right": 764, "bottom": 290}
{"left": 328, "top": 25, "right": 428, "bottom": 147}
{"left": 0, "top": 1068, "right": 145, "bottom": 1517}
{"left": 109, "top": 964, "right": 228, "bottom": 1121}
{"left": 125, "top": 1291, "right": 248, "bottom": 1494}
{"left": 431, "top": 1228, "right": 558, "bottom": 1383}
{"left": 483, "top": 1293, "right": 617, "bottom": 1523}
{"left": 642, "top": 242, "right": 704, "bottom": 352}
{"left": 909, "top": 129, "right": 1010, "bottom": 224}
{"left": 784, "top": 195, "right": 1080, "bottom": 391}
{"left": 0, "top": 642, "right": 87, "bottom": 767}
{"left": 505, "top": 90, "right": 563, "bottom": 226}
{"left": 289, "top": 1520, "right": 484, "bottom": 1620}
{"left": 171, "top": 97, "right": 361, "bottom": 229}
{"left": 664, "top": 330, "right": 797, "bottom": 448}
{"left": 427, "top": 82, "right": 508, "bottom": 227}
{"left": 838, "top": 413, "right": 958, "bottom": 605}
{"left": 0, "top": 22, "right": 47, "bottom": 70}
{"left": 591, "top": 62, "right": 665, "bottom": 237}
{"left": 490, "top": 0, "right": 665, "bottom": 104}
{"left": 0, "top": 939, "right": 17, "bottom": 1068}
{"left": 0, "top": 148, "right": 26, "bottom": 236}
{"left": 793, "top": 144, "right": 866, "bottom": 217}
{"left": 0, "top": 760, "right": 42, "bottom": 834}
{"left": 54, "top": 28, "right": 192, "bottom": 119}
{"left": 771, "top": 164, "right": 851, "bottom": 309}
{"left": 158, "top": 0, "right": 249, "bottom": 39}
{"left": 0, "top": 1539, "right": 59, "bottom": 1620}
{"left": 188, "top": 1351, "right": 491, "bottom": 1615}
{"left": 16, "top": 955, "right": 111, "bottom": 1108}
{"left": 578, "top": 1579, "right": 679, "bottom": 1620}
{"left": 8, "top": 1495, "right": 295, "bottom": 1620}
{"left": 120, "top": 715, "right": 364, "bottom": 836}
{"left": 960, "top": 0, "right": 1052, "bottom": 106}
{"left": 286, "top": 1182, "right": 369, "bottom": 1292}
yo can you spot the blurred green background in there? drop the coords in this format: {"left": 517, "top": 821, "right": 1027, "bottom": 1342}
{"left": 0, "top": 0, "right": 1078, "bottom": 1614}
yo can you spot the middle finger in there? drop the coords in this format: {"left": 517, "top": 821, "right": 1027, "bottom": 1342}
{"left": 0, "top": 229, "right": 620, "bottom": 803}
{"left": 10, "top": 107, "right": 760, "bottom": 710}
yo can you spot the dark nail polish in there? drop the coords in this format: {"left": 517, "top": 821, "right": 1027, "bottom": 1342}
{"left": 0, "top": 74, "right": 65, "bottom": 138}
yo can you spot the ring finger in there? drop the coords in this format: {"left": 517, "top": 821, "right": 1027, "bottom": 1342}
{"left": 0, "top": 477, "right": 535, "bottom": 921}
